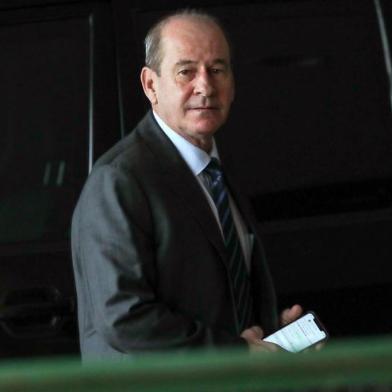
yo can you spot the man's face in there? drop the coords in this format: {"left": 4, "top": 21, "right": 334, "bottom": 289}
{"left": 146, "top": 18, "right": 234, "bottom": 148}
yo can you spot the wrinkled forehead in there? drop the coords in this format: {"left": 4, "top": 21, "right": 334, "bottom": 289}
{"left": 160, "top": 17, "right": 231, "bottom": 64}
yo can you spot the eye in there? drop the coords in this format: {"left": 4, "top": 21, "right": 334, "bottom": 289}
{"left": 210, "top": 67, "right": 227, "bottom": 76}
{"left": 177, "top": 69, "right": 194, "bottom": 77}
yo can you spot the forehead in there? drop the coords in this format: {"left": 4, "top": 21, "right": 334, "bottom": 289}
{"left": 160, "top": 18, "right": 231, "bottom": 64}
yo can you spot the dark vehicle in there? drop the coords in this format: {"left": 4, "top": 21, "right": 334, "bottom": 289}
{"left": 1, "top": 0, "right": 392, "bottom": 359}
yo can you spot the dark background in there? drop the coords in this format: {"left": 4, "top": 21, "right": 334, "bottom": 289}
{"left": 0, "top": 0, "right": 391, "bottom": 359}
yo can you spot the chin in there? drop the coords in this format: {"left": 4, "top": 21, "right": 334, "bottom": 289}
{"left": 194, "top": 119, "right": 224, "bottom": 135}
{"left": 191, "top": 127, "right": 218, "bottom": 138}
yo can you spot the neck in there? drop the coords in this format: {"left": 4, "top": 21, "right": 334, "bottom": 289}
{"left": 152, "top": 110, "right": 214, "bottom": 153}
{"left": 179, "top": 133, "right": 213, "bottom": 153}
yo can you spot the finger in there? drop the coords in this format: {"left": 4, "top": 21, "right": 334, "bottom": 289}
{"left": 281, "top": 304, "right": 303, "bottom": 325}
{"left": 249, "top": 325, "right": 264, "bottom": 338}
{"left": 240, "top": 326, "right": 264, "bottom": 341}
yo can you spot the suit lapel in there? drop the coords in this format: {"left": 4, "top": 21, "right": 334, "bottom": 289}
{"left": 136, "top": 112, "right": 228, "bottom": 262}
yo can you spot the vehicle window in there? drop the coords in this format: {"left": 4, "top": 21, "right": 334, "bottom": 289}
{"left": 0, "top": 17, "right": 90, "bottom": 244}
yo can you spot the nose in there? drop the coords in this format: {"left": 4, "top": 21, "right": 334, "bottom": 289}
{"left": 193, "top": 69, "right": 215, "bottom": 97}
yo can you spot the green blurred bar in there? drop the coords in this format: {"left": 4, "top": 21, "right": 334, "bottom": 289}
{"left": 0, "top": 337, "right": 391, "bottom": 392}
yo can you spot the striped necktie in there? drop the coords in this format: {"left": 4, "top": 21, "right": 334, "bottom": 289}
{"left": 203, "top": 158, "right": 254, "bottom": 333}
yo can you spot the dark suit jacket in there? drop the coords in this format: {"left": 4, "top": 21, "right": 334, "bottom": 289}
{"left": 71, "top": 111, "right": 278, "bottom": 360}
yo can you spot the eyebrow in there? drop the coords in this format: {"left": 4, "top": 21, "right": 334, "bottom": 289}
{"left": 175, "top": 59, "right": 229, "bottom": 67}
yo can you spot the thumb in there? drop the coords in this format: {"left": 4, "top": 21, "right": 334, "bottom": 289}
{"left": 240, "top": 325, "right": 264, "bottom": 340}
{"left": 281, "top": 304, "right": 303, "bottom": 326}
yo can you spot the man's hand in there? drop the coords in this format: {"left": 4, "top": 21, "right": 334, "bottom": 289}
{"left": 280, "top": 304, "right": 303, "bottom": 326}
{"left": 280, "top": 305, "right": 324, "bottom": 351}
{"left": 241, "top": 305, "right": 304, "bottom": 353}
{"left": 240, "top": 326, "right": 280, "bottom": 353}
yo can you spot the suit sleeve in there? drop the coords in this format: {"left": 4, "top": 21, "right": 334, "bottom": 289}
{"left": 74, "top": 164, "right": 245, "bottom": 353}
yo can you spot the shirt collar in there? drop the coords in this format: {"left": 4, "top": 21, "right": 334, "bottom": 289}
{"left": 153, "top": 111, "right": 219, "bottom": 176}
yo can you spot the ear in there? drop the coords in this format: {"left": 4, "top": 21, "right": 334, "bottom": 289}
{"left": 140, "top": 66, "right": 158, "bottom": 105}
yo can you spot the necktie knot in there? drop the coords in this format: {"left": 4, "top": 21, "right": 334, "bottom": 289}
{"left": 204, "top": 158, "right": 224, "bottom": 186}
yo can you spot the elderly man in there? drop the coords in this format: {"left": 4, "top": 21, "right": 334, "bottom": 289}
{"left": 71, "top": 9, "right": 301, "bottom": 360}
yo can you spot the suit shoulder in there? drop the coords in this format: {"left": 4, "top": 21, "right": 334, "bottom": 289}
{"left": 94, "top": 130, "right": 142, "bottom": 170}
{"left": 93, "top": 113, "right": 157, "bottom": 173}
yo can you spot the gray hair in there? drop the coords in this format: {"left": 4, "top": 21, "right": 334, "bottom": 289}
{"left": 144, "top": 9, "right": 231, "bottom": 75}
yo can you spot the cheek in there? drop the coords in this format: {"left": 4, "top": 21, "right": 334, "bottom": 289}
{"left": 180, "top": 85, "right": 194, "bottom": 100}
{"left": 223, "top": 82, "right": 235, "bottom": 100}
{"left": 176, "top": 90, "right": 194, "bottom": 112}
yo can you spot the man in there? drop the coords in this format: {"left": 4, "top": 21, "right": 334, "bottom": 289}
{"left": 72, "top": 9, "right": 301, "bottom": 360}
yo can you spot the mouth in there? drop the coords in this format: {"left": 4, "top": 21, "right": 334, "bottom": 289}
{"left": 188, "top": 107, "right": 219, "bottom": 111}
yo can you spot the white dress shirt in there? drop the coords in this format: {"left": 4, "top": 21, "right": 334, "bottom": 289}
{"left": 153, "top": 112, "right": 253, "bottom": 271}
